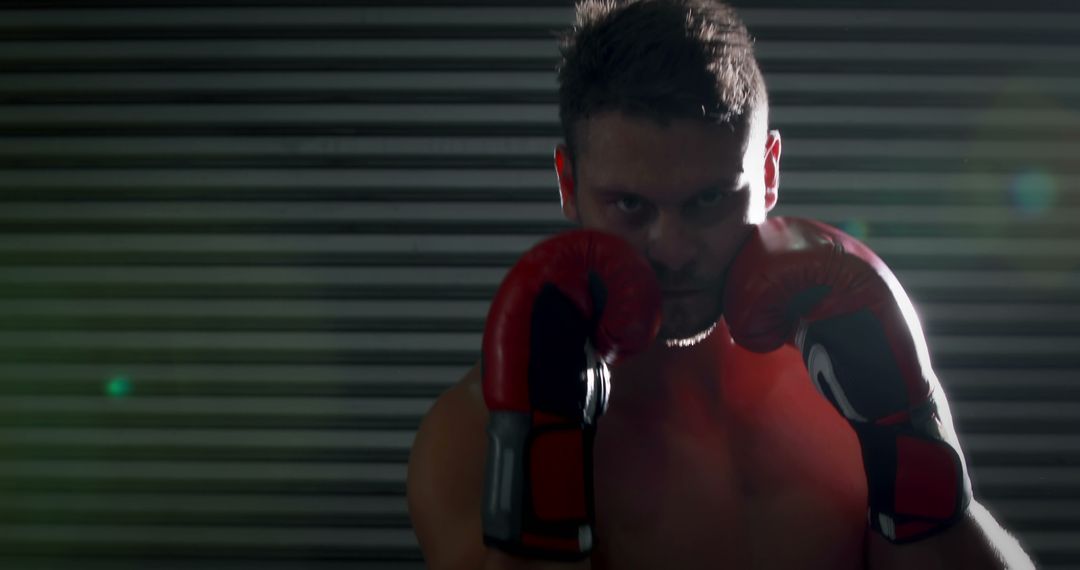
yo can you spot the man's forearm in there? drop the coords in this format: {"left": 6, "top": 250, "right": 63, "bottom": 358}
{"left": 866, "top": 500, "right": 1035, "bottom": 570}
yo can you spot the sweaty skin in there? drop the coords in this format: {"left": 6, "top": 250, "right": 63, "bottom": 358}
{"left": 584, "top": 320, "right": 867, "bottom": 569}
{"left": 411, "top": 107, "right": 1033, "bottom": 570}
{"left": 567, "top": 114, "right": 867, "bottom": 567}
{"left": 431, "top": 319, "right": 868, "bottom": 570}
{"left": 410, "top": 113, "right": 866, "bottom": 569}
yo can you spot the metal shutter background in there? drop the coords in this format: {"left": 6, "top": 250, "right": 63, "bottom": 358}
{"left": 0, "top": 1, "right": 1077, "bottom": 568}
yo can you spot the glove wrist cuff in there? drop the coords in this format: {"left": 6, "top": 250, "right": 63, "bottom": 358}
{"left": 483, "top": 411, "right": 597, "bottom": 559}
{"left": 856, "top": 424, "right": 972, "bottom": 543}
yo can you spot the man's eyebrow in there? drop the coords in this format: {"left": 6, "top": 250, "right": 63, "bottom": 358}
{"left": 595, "top": 179, "right": 741, "bottom": 193}
{"left": 592, "top": 186, "right": 642, "bottom": 197}
{"left": 689, "top": 179, "right": 743, "bottom": 196}
{"left": 590, "top": 179, "right": 744, "bottom": 202}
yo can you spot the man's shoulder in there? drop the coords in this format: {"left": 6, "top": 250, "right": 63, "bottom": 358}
{"left": 431, "top": 362, "right": 486, "bottom": 427}
{"left": 410, "top": 361, "right": 487, "bottom": 479}
{"left": 407, "top": 362, "right": 488, "bottom": 568}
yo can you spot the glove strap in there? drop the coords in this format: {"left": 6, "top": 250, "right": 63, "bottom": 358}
{"left": 482, "top": 411, "right": 596, "bottom": 560}
{"left": 855, "top": 421, "right": 972, "bottom": 543}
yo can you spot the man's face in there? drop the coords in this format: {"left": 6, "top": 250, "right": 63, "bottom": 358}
{"left": 555, "top": 111, "right": 779, "bottom": 343}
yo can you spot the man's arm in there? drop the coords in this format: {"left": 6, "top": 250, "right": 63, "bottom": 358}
{"left": 407, "top": 364, "right": 488, "bottom": 569}
{"left": 866, "top": 500, "right": 1036, "bottom": 570}
{"left": 721, "top": 218, "right": 1037, "bottom": 566}
{"left": 406, "top": 364, "right": 591, "bottom": 570}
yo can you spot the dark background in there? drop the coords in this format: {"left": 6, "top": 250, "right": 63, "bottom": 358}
{"left": 0, "top": 1, "right": 1077, "bottom": 568}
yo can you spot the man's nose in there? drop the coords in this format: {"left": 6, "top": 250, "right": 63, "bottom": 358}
{"left": 646, "top": 211, "right": 696, "bottom": 276}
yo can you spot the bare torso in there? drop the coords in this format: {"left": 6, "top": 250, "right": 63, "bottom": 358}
{"left": 450, "top": 322, "right": 869, "bottom": 569}
{"left": 588, "top": 322, "right": 868, "bottom": 569}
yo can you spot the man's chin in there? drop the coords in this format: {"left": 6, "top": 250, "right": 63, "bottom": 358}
{"left": 659, "top": 319, "right": 720, "bottom": 348}
{"left": 657, "top": 293, "right": 723, "bottom": 347}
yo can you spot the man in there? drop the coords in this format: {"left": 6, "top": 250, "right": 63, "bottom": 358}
{"left": 407, "top": 1, "right": 1036, "bottom": 568}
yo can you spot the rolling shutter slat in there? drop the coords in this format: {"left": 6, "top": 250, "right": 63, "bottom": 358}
{"left": 1, "top": 1, "right": 1077, "bottom": 567}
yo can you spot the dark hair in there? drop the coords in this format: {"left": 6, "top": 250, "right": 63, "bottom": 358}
{"left": 557, "top": 0, "right": 767, "bottom": 161}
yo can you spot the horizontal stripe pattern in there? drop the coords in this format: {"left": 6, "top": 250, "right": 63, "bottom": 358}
{"left": 1, "top": 1, "right": 1078, "bottom": 567}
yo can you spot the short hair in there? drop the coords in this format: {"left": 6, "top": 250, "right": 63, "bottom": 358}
{"left": 557, "top": 0, "right": 768, "bottom": 161}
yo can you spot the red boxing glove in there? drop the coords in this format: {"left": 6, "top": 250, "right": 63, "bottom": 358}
{"left": 482, "top": 229, "right": 661, "bottom": 560}
{"left": 724, "top": 217, "right": 972, "bottom": 543}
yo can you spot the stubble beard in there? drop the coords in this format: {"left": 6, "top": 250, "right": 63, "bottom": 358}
{"left": 658, "top": 288, "right": 724, "bottom": 348}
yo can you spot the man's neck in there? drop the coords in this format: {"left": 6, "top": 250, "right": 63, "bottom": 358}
{"left": 607, "top": 320, "right": 734, "bottom": 413}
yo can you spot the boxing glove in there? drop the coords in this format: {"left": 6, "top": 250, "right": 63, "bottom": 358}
{"left": 723, "top": 217, "right": 972, "bottom": 543}
{"left": 482, "top": 229, "right": 662, "bottom": 559}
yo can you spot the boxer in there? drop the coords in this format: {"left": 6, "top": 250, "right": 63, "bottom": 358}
{"left": 407, "top": 1, "right": 1035, "bottom": 568}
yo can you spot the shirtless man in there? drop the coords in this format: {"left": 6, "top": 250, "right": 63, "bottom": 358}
{"left": 407, "top": 1, "right": 1036, "bottom": 568}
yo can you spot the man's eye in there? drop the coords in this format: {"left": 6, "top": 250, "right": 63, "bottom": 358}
{"left": 615, "top": 197, "right": 643, "bottom": 213}
{"left": 696, "top": 191, "right": 725, "bottom": 207}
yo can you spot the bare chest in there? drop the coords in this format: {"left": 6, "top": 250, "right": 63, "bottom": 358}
{"left": 589, "top": 353, "right": 869, "bottom": 570}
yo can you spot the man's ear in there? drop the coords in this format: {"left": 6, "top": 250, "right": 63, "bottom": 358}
{"left": 764, "top": 130, "right": 781, "bottom": 212}
{"left": 554, "top": 144, "right": 580, "bottom": 223}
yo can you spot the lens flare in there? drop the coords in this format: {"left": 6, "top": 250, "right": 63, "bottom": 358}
{"left": 1009, "top": 169, "right": 1058, "bottom": 218}
{"left": 105, "top": 375, "right": 133, "bottom": 398}
{"left": 836, "top": 219, "right": 870, "bottom": 241}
